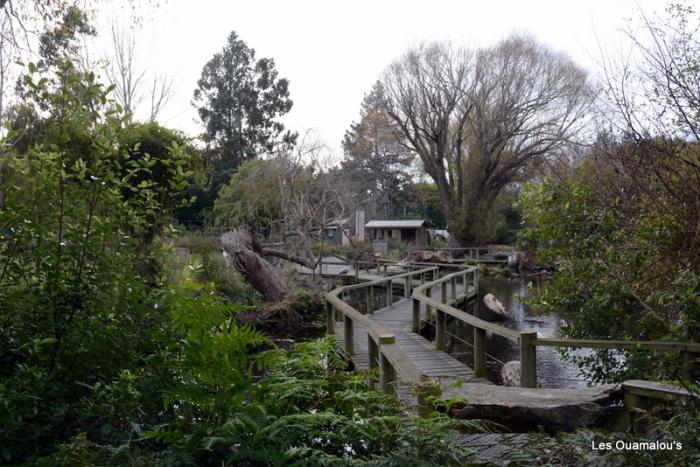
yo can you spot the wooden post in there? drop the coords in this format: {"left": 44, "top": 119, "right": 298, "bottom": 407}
{"left": 520, "top": 331, "right": 537, "bottom": 388}
{"left": 383, "top": 264, "right": 388, "bottom": 277}
{"left": 379, "top": 334, "right": 396, "bottom": 395}
{"left": 367, "top": 286, "right": 374, "bottom": 314}
{"left": 420, "top": 272, "right": 425, "bottom": 285}
{"left": 354, "top": 262, "right": 359, "bottom": 283}
{"left": 441, "top": 281, "right": 447, "bottom": 303}
{"left": 451, "top": 277, "right": 457, "bottom": 301}
{"left": 412, "top": 298, "right": 420, "bottom": 333}
{"left": 425, "top": 287, "right": 432, "bottom": 322}
{"left": 325, "top": 301, "right": 335, "bottom": 334}
{"left": 436, "top": 309, "right": 446, "bottom": 351}
{"left": 404, "top": 276, "right": 411, "bottom": 298}
{"left": 386, "top": 281, "right": 393, "bottom": 306}
{"left": 473, "top": 327, "right": 487, "bottom": 378}
{"left": 474, "top": 268, "right": 479, "bottom": 294}
{"left": 344, "top": 315, "right": 354, "bottom": 356}
{"left": 368, "top": 335, "right": 379, "bottom": 387}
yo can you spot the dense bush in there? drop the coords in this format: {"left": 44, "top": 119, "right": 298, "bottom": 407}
{"left": 502, "top": 400, "right": 700, "bottom": 466}
{"left": 519, "top": 152, "right": 699, "bottom": 383}
{"left": 171, "top": 233, "right": 259, "bottom": 303}
{"left": 0, "top": 59, "right": 484, "bottom": 466}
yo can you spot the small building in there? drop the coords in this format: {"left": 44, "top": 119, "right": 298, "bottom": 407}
{"left": 322, "top": 218, "right": 353, "bottom": 246}
{"left": 365, "top": 219, "right": 428, "bottom": 247}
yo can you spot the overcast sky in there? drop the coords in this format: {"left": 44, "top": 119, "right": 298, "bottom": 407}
{"left": 94, "top": 0, "right": 686, "bottom": 157}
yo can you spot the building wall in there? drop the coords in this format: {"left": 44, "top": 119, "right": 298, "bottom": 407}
{"left": 367, "top": 227, "right": 428, "bottom": 246}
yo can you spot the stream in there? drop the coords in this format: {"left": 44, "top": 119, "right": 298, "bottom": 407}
{"left": 439, "top": 275, "right": 588, "bottom": 389}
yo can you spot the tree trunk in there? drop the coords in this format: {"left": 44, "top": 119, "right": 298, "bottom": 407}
{"left": 452, "top": 185, "right": 500, "bottom": 245}
{"left": 220, "top": 230, "right": 291, "bottom": 302}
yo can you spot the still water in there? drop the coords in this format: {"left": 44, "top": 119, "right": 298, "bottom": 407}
{"left": 437, "top": 275, "right": 588, "bottom": 389}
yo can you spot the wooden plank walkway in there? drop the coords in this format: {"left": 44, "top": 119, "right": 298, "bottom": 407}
{"left": 332, "top": 279, "right": 534, "bottom": 462}
{"left": 335, "top": 279, "right": 489, "bottom": 391}
{"left": 305, "top": 259, "right": 535, "bottom": 462}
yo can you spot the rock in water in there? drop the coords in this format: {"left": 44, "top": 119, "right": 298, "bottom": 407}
{"left": 501, "top": 360, "right": 521, "bottom": 387}
{"left": 483, "top": 293, "right": 513, "bottom": 320}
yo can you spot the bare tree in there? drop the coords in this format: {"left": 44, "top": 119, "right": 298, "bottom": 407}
{"left": 383, "top": 34, "right": 592, "bottom": 244}
{"left": 216, "top": 133, "right": 356, "bottom": 292}
{"left": 106, "top": 22, "right": 144, "bottom": 116}
{"left": 106, "top": 21, "right": 174, "bottom": 121}
{"left": 279, "top": 140, "right": 356, "bottom": 271}
{"left": 594, "top": 3, "right": 700, "bottom": 270}
{"left": 148, "top": 72, "right": 174, "bottom": 121}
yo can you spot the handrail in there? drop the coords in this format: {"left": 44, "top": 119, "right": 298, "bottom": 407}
{"left": 534, "top": 338, "right": 700, "bottom": 352}
{"left": 327, "top": 258, "right": 699, "bottom": 393}
{"left": 324, "top": 265, "right": 441, "bottom": 411}
{"left": 411, "top": 267, "right": 538, "bottom": 387}
{"left": 413, "top": 270, "right": 519, "bottom": 341}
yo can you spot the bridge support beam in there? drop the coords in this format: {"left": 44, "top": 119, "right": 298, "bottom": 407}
{"left": 425, "top": 287, "right": 432, "bottom": 323}
{"left": 412, "top": 298, "right": 420, "bottom": 333}
{"left": 368, "top": 335, "right": 379, "bottom": 387}
{"left": 325, "top": 302, "right": 335, "bottom": 334}
{"left": 404, "top": 277, "right": 411, "bottom": 298}
{"left": 436, "top": 310, "right": 446, "bottom": 351}
{"left": 386, "top": 282, "right": 393, "bottom": 307}
{"left": 367, "top": 286, "right": 374, "bottom": 314}
{"left": 520, "top": 331, "right": 538, "bottom": 388}
{"left": 474, "top": 328, "right": 487, "bottom": 378}
{"left": 344, "top": 315, "right": 354, "bottom": 356}
{"left": 379, "top": 334, "right": 397, "bottom": 395}
{"left": 451, "top": 277, "right": 457, "bottom": 301}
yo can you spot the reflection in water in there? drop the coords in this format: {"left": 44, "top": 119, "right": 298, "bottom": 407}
{"left": 441, "top": 276, "right": 588, "bottom": 389}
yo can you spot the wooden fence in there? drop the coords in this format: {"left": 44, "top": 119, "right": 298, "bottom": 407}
{"left": 411, "top": 268, "right": 700, "bottom": 388}
{"left": 324, "top": 265, "right": 443, "bottom": 412}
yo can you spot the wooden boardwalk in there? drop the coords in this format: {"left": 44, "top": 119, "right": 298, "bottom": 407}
{"left": 334, "top": 279, "right": 489, "bottom": 392}
{"left": 308, "top": 257, "right": 700, "bottom": 462}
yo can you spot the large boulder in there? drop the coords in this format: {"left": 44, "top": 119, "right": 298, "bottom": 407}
{"left": 445, "top": 383, "right": 622, "bottom": 432}
{"left": 500, "top": 360, "right": 521, "bottom": 387}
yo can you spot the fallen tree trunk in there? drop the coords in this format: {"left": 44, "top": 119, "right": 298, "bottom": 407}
{"left": 220, "top": 230, "right": 291, "bottom": 302}
{"left": 262, "top": 247, "right": 316, "bottom": 270}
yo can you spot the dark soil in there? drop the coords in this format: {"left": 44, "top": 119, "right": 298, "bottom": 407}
{"left": 236, "top": 289, "right": 328, "bottom": 343}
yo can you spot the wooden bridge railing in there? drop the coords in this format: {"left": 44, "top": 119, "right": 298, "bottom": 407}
{"left": 324, "top": 265, "right": 442, "bottom": 412}
{"left": 410, "top": 267, "right": 541, "bottom": 387}
{"left": 325, "top": 257, "right": 700, "bottom": 392}
{"left": 532, "top": 338, "right": 700, "bottom": 382}
{"left": 411, "top": 268, "right": 700, "bottom": 388}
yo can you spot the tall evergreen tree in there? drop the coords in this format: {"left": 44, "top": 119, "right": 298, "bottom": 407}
{"left": 193, "top": 31, "right": 295, "bottom": 201}
{"left": 342, "top": 81, "right": 414, "bottom": 219}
